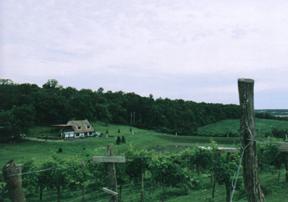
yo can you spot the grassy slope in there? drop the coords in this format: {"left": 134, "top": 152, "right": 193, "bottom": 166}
{"left": 198, "top": 118, "right": 288, "bottom": 137}
{"left": 0, "top": 121, "right": 241, "bottom": 166}
{"left": 2, "top": 118, "right": 287, "bottom": 166}
{"left": 1, "top": 119, "right": 288, "bottom": 201}
{"left": 0, "top": 122, "right": 172, "bottom": 166}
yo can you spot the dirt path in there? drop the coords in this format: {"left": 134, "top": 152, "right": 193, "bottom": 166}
{"left": 23, "top": 137, "right": 64, "bottom": 143}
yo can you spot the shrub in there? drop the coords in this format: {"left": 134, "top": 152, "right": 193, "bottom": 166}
{"left": 116, "top": 136, "right": 121, "bottom": 145}
{"left": 121, "top": 136, "right": 126, "bottom": 143}
{"left": 57, "top": 148, "right": 63, "bottom": 153}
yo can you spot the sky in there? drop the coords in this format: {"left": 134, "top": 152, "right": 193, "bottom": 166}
{"left": 1, "top": 0, "right": 288, "bottom": 109}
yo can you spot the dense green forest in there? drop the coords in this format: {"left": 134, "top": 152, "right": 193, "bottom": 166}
{"left": 0, "top": 78, "right": 240, "bottom": 141}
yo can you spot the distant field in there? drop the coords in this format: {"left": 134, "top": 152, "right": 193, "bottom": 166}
{"left": 198, "top": 118, "right": 288, "bottom": 137}
{"left": 256, "top": 109, "right": 288, "bottom": 117}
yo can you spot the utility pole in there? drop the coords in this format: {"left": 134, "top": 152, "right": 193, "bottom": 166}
{"left": 2, "top": 160, "right": 26, "bottom": 202}
{"left": 238, "top": 78, "right": 264, "bottom": 202}
{"left": 130, "top": 112, "right": 133, "bottom": 125}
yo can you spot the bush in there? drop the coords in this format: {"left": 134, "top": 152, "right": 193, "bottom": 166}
{"left": 271, "top": 128, "right": 288, "bottom": 139}
{"left": 121, "top": 136, "right": 126, "bottom": 143}
{"left": 57, "top": 148, "right": 63, "bottom": 153}
{"left": 116, "top": 136, "right": 121, "bottom": 145}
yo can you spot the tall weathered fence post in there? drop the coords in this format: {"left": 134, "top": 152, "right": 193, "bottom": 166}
{"left": 238, "top": 78, "right": 264, "bottom": 202}
{"left": 2, "top": 160, "right": 26, "bottom": 202}
{"left": 106, "top": 145, "right": 118, "bottom": 202}
{"left": 140, "top": 171, "right": 144, "bottom": 202}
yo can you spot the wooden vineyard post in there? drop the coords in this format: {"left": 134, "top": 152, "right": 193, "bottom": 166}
{"left": 285, "top": 154, "right": 288, "bottom": 182}
{"left": 93, "top": 145, "right": 126, "bottom": 202}
{"left": 106, "top": 145, "right": 118, "bottom": 202}
{"left": 2, "top": 160, "right": 26, "bottom": 202}
{"left": 140, "top": 171, "right": 144, "bottom": 202}
{"left": 238, "top": 78, "right": 264, "bottom": 202}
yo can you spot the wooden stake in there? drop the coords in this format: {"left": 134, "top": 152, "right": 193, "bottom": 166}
{"left": 238, "top": 78, "right": 264, "bottom": 202}
{"left": 2, "top": 160, "right": 26, "bottom": 202}
{"left": 140, "top": 171, "right": 144, "bottom": 202}
{"left": 284, "top": 153, "right": 288, "bottom": 183}
{"left": 106, "top": 145, "right": 118, "bottom": 202}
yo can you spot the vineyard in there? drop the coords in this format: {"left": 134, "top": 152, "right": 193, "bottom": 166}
{"left": 1, "top": 142, "right": 288, "bottom": 202}
{"left": 1, "top": 121, "right": 288, "bottom": 201}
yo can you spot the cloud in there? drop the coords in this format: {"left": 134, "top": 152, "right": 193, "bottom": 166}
{"left": 1, "top": 0, "right": 288, "bottom": 108}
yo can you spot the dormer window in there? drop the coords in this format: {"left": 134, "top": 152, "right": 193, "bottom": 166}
{"left": 87, "top": 125, "right": 90, "bottom": 129}
{"left": 78, "top": 126, "right": 81, "bottom": 129}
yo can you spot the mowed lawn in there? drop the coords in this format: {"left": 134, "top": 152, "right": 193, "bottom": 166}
{"left": 1, "top": 118, "right": 288, "bottom": 166}
{"left": 198, "top": 118, "right": 288, "bottom": 137}
{"left": 0, "top": 123, "right": 174, "bottom": 166}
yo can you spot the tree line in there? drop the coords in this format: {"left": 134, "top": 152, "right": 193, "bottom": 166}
{"left": 0, "top": 79, "right": 240, "bottom": 142}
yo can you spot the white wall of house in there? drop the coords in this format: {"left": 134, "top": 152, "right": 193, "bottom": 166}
{"left": 61, "top": 130, "right": 96, "bottom": 139}
{"left": 63, "top": 131, "right": 75, "bottom": 139}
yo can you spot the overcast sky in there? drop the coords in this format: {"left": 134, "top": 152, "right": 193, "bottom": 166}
{"left": 1, "top": 0, "right": 288, "bottom": 109}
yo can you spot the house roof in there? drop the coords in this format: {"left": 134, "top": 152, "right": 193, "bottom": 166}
{"left": 67, "top": 120, "right": 94, "bottom": 133}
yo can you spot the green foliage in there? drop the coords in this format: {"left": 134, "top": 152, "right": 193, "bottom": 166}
{"left": 0, "top": 79, "right": 240, "bottom": 136}
{"left": 42, "top": 79, "right": 62, "bottom": 89}
{"left": 0, "top": 104, "right": 35, "bottom": 142}
{"left": 125, "top": 149, "right": 150, "bottom": 183}
{"left": 121, "top": 136, "right": 126, "bottom": 144}
{"left": 270, "top": 128, "right": 288, "bottom": 139}
{"left": 149, "top": 155, "right": 190, "bottom": 188}
{"left": 257, "top": 143, "right": 288, "bottom": 172}
{"left": 212, "top": 152, "right": 239, "bottom": 185}
{"left": 66, "top": 161, "right": 91, "bottom": 192}
{"left": 194, "top": 148, "right": 213, "bottom": 173}
{"left": 57, "top": 148, "right": 63, "bottom": 153}
{"left": 1, "top": 144, "right": 287, "bottom": 202}
{"left": 21, "top": 161, "right": 38, "bottom": 197}
{"left": 86, "top": 161, "right": 106, "bottom": 189}
{"left": 116, "top": 136, "right": 121, "bottom": 145}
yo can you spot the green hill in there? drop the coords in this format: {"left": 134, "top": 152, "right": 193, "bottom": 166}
{"left": 198, "top": 118, "right": 288, "bottom": 137}
{"left": 1, "top": 121, "right": 288, "bottom": 202}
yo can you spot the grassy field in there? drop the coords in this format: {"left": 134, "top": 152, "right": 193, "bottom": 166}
{"left": 1, "top": 119, "right": 288, "bottom": 201}
{"left": 1, "top": 118, "right": 286, "bottom": 166}
{"left": 198, "top": 118, "right": 288, "bottom": 137}
{"left": 0, "top": 121, "right": 241, "bottom": 166}
{"left": 0, "top": 122, "right": 170, "bottom": 166}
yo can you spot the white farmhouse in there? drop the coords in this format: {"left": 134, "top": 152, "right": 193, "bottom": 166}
{"left": 54, "top": 120, "right": 96, "bottom": 139}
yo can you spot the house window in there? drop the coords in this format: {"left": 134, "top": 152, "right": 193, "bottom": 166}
{"left": 78, "top": 126, "right": 81, "bottom": 129}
